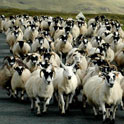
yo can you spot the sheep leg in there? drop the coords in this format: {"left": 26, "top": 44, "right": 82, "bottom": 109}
{"left": 110, "top": 105, "right": 117, "bottom": 123}
{"left": 35, "top": 97, "right": 41, "bottom": 115}
{"left": 106, "top": 108, "right": 110, "bottom": 119}
{"left": 93, "top": 107, "right": 98, "bottom": 116}
{"left": 14, "top": 90, "right": 18, "bottom": 98}
{"left": 65, "top": 95, "right": 70, "bottom": 111}
{"left": 120, "top": 101, "right": 124, "bottom": 110}
{"left": 31, "top": 98, "right": 35, "bottom": 111}
{"left": 59, "top": 93, "right": 65, "bottom": 114}
{"left": 43, "top": 97, "right": 51, "bottom": 113}
{"left": 69, "top": 92, "right": 75, "bottom": 104}
{"left": 82, "top": 94, "right": 87, "bottom": 108}
{"left": 6, "top": 87, "right": 11, "bottom": 96}
{"left": 21, "top": 90, "right": 25, "bottom": 101}
{"left": 101, "top": 103, "right": 107, "bottom": 123}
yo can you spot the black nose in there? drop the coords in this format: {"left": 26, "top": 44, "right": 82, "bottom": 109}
{"left": 47, "top": 81, "right": 51, "bottom": 85}
{"left": 109, "top": 84, "right": 113, "bottom": 88}
{"left": 68, "top": 76, "right": 71, "bottom": 80}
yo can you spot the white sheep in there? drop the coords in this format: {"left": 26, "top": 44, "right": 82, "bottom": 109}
{"left": 23, "top": 24, "right": 39, "bottom": 41}
{"left": 24, "top": 53, "right": 42, "bottom": 72}
{"left": 71, "top": 21, "right": 80, "bottom": 40}
{"left": 25, "top": 66, "right": 55, "bottom": 115}
{"left": 54, "top": 34, "right": 73, "bottom": 55}
{"left": 6, "top": 30, "right": 23, "bottom": 51}
{"left": 53, "top": 62, "right": 78, "bottom": 114}
{"left": 83, "top": 71, "right": 123, "bottom": 123}
{"left": 90, "top": 36, "right": 105, "bottom": 48}
{"left": 12, "top": 40, "right": 31, "bottom": 58}
{"left": 11, "top": 66, "right": 31, "bottom": 100}
{"left": 31, "top": 37, "right": 50, "bottom": 52}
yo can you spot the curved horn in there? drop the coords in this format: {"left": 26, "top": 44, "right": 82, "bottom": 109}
{"left": 40, "top": 69, "right": 44, "bottom": 78}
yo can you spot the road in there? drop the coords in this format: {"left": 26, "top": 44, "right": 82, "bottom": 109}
{"left": 0, "top": 33, "right": 124, "bottom": 124}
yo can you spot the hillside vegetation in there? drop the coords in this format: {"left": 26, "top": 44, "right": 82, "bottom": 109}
{"left": 0, "top": 0, "right": 124, "bottom": 14}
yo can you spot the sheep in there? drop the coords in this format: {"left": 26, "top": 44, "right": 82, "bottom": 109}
{"left": 86, "top": 23, "right": 98, "bottom": 37}
{"left": 71, "top": 21, "right": 80, "bottom": 40}
{"left": 23, "top": 24, "right": 39, "bottom": 41}
{"left": 101, "top": 30, "right": 113, "bottom": 43}
{"left": 31, "top": 36, "right": 50, "bottom": 52}
{"left": 0, "top": 56, "right": 27, "bottom": 96}
{"left": 78, "top": 38, "right": 92, "bottom": 55}
{"left": 88, "top": 43, "right": 114, "bottom": 63}
{"left": 102, "top": 43, "right": 115, "bottom": 63}
{"left": 2, "top": 17, "right": 14, "bottom": 32}
{"left": 6, "top": 30, "right": 23, "bottom": 51}
{"left": 0, "top": 63, "right": 12, "bottom": 89}
{"left": 78, "top": 20, "right": 87, "bottom": 36}
{"left": 12, "top": 40, "right": 31, "bottom": 58}
{"left": 42, "top": 51, "right": 61, "bottom": 67}
{"left": 88, "top": 16, "right": 99, "bottom": 27}
{"left": 11, "top": 66, "right": 31, "bottom": 100}
{"left": 53, "top": 62, "right": 78, "bottom": 114}
{"left": 54, "top": 34, "right": 73, "bottom": 57}
{"left": 52, "top": 26, "right": 64, "bottom": 40}
{"left": 25, "top": 65, "right": 55, "bottom": 115}
{"left": 24, "top": 53, "right": 42, "bottom": 72}
{"left": 90, "top": 36, "right": 105, "bottom": 48}
{"left": 0, "top": 15, "right": 5, "bottom": 32}
{"left": 83, "top": 71, "right": 123, "bottom": 123}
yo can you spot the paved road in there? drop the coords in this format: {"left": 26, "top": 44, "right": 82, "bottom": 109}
{"left": 0, "top": 33, "right": 124, "bottom": 124}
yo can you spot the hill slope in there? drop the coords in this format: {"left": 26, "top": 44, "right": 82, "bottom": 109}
{"left": 1, "top": 0, "right": 124, "bottom": 14}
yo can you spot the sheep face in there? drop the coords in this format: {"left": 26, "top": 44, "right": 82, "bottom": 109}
{"left": 60, "top": 35, "right": 68, "bottom": 44}
{"left": 14, "top": 66, "right": 24, "bottom": 76}
{"left": 63, "top": 66, "right": 74, "bottom": 80}
{"left": 43, "top": 52, "right": 52, "bottom": 61}
{"left": 95, "top": 36, "right": 102, "bottom": 45}
{"left": 30, "top": 24, "right": 36, "bottom": 32}
{"left": 4, "top": 56, "right": 15, "bottom": 67}
{"left": 37, "top": 47, "right": 47, "bottom": 54}
{"left": 42, "top": 69, "right": 54, "bottom": 85}
{"left": 37, "top": 37, "right": 44, "bottom": 45}
{"left": 113, "top": 32, "right": 120, "bottom": 44}
{"left": 104, "top": 72, "right": 116, "bottom": 88}
{"left": 18, "top": 41, "right": 24, "bottom": 48}
{"left": 30, "top": 55, "right": 38, "bottom": 65}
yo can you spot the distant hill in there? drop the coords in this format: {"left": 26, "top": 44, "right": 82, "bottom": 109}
{"left": 1, "top": 0, "right": 124, "bottom": 14}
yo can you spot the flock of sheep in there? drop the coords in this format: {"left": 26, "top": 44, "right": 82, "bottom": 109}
{"left": 0, "top": 13, "right": 124, "bottom": 123}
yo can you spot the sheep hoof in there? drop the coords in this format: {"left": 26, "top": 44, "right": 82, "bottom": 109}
{"left": 102, "top": 118, "right": 109, "bottom": 124}
{"left": 120, "top": 106, "right": 124, "bottom": 111}
{"left": 36, "top": 112, "right": 41, "bottom": 116}
{"left": 61, "top": 112, "right": 66, "bottom": 116}
{"left": 42, "top": 111, "right": 47, "bottom": 115}
{"left": 110, "top": 119, "right": 115, "bottom": 124}
{"left": 31, "top": 108, "right": 34, "bottom": 112}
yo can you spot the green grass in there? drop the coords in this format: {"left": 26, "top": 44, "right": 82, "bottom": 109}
{"left": 0, "top": 8, "right": 124, "bottom": 29}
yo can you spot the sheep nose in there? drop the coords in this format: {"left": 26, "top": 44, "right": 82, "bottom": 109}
{"left": 68, "top": 76, "right": 71, "bottom": 80}
{"left": 47, "top": 81, "right": 51, "bottom": 85}
{"left": 109, "top": 84, "right": 114, "bottom": 88}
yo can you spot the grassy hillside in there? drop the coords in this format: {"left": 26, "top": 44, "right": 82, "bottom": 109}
{"left": 0, "top": 0, "right": 124, "bottom": 14}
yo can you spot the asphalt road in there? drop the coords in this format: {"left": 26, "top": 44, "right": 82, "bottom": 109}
{"left": 0, "top": 33, "right": 124, "bottom": 124}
